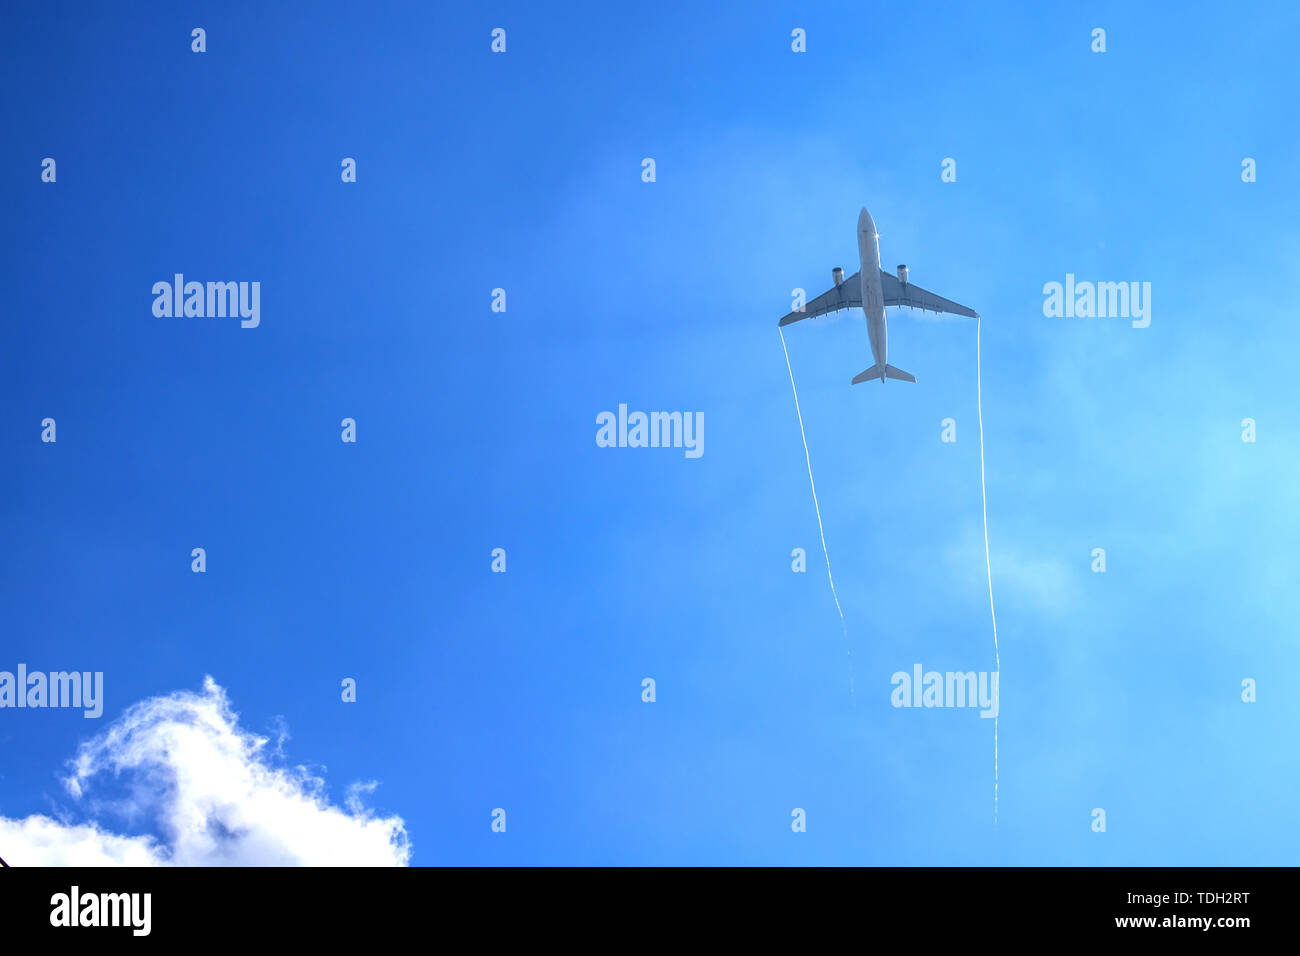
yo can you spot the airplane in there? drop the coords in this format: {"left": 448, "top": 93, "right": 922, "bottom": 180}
{"left": 777, "top": 207, "right": 979, "bottom": 384}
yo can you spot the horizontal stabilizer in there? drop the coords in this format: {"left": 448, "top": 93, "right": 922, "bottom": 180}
{"left": 851, "top": 364, "right": 917, "bottom": 385}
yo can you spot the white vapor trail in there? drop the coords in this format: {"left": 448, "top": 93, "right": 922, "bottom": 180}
{"left": 779, "top": 326, "right": 855, "bottom": 701}
{"left": 976, "top": 316, "right": 1000, "bottom": 825}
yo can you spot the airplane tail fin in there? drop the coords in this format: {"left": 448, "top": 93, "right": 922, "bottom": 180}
{"left": 851, "top": 364, "right": 916, "bottom": 385}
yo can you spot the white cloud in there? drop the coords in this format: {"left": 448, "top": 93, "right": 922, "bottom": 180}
{"left": 0, "top": 677, "right": 410, "bottom": 866}
{"left": 0, "top": 815, "right": 163, "bottom": 866}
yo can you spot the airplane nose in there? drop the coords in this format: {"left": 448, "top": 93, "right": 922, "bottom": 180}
{"left": 858, "top": 207, "right": 874, "bottom": 236}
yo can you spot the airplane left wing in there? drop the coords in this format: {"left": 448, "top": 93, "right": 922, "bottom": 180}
{"left": 778, "top": 272, "right": 861, "bottom": 326}
{"left": 880, "top": 270, "right": 978, "bottom": 318}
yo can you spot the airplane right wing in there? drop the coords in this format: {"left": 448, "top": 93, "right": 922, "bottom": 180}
{"left": 880, "top": 269, "right": 978, "bottom": 318}
{"left": 777, "top": 272, "right": 861, "bottom": 326}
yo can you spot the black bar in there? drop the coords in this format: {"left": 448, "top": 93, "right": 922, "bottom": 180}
{"left": 0, "top": 866, "right": 1279, "bottom": 942}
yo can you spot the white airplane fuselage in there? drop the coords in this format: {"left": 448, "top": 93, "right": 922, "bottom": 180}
{"left": 857, "top": 207, "right": 888, "bottom": 381}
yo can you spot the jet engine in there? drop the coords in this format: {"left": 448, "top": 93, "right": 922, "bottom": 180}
{"left": 832, "top": 267, "right": 844, "bottom": 286}
{"left": 897, "top": 264, "right": 909, "bottom": 284}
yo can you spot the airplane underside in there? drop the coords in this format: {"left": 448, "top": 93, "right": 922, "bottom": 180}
{"left": 775, "top": 206, "right": 979, "bottom": 386}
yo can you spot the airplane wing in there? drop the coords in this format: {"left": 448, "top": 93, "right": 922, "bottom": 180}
{"left": 880, "top": 269, "right": 978, "bottom": 318}
{"left": 777, "top": 272, "right": 861, "bottom": 326}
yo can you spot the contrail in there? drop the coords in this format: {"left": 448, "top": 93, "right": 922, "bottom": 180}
{"left": 779, "top": 326, "right": 855, "bottom": 702}
{"left": 976, "top": 315, "right": 1000, "bottom": 824}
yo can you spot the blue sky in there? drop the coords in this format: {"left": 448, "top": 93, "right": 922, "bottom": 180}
{"left": 3, "top": 0, "right": 1299, "bottom": 865}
